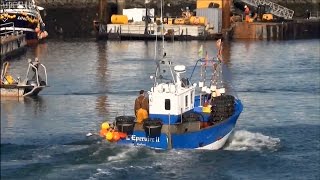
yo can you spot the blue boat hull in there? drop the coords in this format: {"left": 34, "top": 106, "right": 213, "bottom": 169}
{"left": 117, "top": 99, "right": 243, "bottom": 150}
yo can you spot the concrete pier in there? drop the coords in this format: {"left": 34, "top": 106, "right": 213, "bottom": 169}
{"left": 33, "top": 0, "right": 319, "bottom": 40}
{"left": 1, "top": 23, "right": 27, "bottom": 61}
{"left": 106, "top": 24, "right": 222, "bottom": 41}
{"left": 232, "top": 19, "right": 320, "bottom": 40}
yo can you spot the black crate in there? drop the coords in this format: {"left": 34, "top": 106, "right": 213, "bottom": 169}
{"left": 143, "top": 118, "right": 163, "bottom": 138}
{"left": 115, "top": 116, "right": 135, "bottom": 135}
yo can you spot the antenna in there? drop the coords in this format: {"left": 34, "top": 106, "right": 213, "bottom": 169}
{"left": 161, "top": 0, "right": 165, "bottom": 57}
{"left": 153, "top": 12, "right": 158, "bottom": 88}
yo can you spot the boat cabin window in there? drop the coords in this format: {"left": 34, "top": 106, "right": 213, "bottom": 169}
{"left": 185, "top": 95, "right": 188, "bottom": 108}
{"left": 191, "top": 91, "right": 193, "bottom": 104}
{"left": 165, "top": 99, "right": 171, "bottom": 110}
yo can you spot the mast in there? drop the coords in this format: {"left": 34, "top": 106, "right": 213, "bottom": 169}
{"left": 99, "top": 0, "right": 107, "bottom": 24}
{"left": 161, "top": 0, "right": 165, "bottom": 56}
{"left": 144, "top": 0, "right": 149, "bottom": 35}
{"left": 222, "top": 0, "right": 231, "bottom": 30}
{"left": 117, "top": 0, "right": 125, "bottom": 15}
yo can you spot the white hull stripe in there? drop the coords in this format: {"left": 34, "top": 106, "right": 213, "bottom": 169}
{"left": 196, "top": 130, "right": 233, "bottom": 150}
{"left": 0, "top": 27, "right": 35, "bottom": 32}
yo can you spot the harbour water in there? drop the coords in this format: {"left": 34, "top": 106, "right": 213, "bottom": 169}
{"left": 1, "top": 39, "right": 319, "bottom": 179}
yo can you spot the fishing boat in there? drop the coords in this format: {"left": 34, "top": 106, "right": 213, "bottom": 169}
{"left": 97, "top": 0, "right": 242, "bottom": 150}
{"left": 98, "top": 40, "right": 243, "bottom": 150}
{"left": 1, "top": 58, "right": 48, "bottom": 97}
{"left": 0, "top": 0, "right": 48, "bottom": 45}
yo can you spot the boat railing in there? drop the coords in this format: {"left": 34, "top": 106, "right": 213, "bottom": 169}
{"left": 25, "top": 62, "right": 48, "bottom": 87}
{"left": 0, "top": 62, "right": 9, "bottom": 83}
{"left": 108, "top": 23, "right": 156, "bottom": 35}
{"left": 189, "top": 58, "right": 220, "bottom": 82}
{"left": 0, "top": 1, "right": 37, "bottom": 11}
{"left": 39, "top": 63, "right": 48, "bottom": 86}
{"left": 1, "top": 22, "right": 15, "bottom": 36}
{"left": 1, "top": 22, "right": 15, "bottom": 35}
{"left": 0, "top": 22, "right": 24, "bottom": 37}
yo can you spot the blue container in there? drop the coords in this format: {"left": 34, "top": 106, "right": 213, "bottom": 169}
{"left": 194, "top": 106, "right": 202, "bottom": 113}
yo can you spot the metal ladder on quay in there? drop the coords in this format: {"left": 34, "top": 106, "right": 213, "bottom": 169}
{"left": 240, "top": 0, "right": 295, "bottom": 19}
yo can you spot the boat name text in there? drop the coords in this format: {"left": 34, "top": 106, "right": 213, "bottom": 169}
{"left": 126, "top": 135, "right": 160, "bottom": 143}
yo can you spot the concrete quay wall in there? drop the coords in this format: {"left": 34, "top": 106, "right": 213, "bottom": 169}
{"left": 232, "top": 20, "right": 320, "bottom": 40}
{"left": 35, "top": 0, "right": 319, "bottom": 39}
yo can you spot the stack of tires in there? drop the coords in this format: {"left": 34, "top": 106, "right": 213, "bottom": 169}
{"left": 209, "top": 95, "right": 235, "bottom": 123}
{"left": 181, "top": 112, "right": 203, "bottom": 122}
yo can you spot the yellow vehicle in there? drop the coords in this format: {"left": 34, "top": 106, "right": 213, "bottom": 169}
{"left": 174, "top": 18, "right": 185, "bottom": 25}
{"left": 111, "top": 15, "right": 128, "bottom": 24}
{"left": 189, "top": 16, "right": 207, "bottom": 26}
{"left": 257, "top": 5, "right": 274, "bottom": 21}
{"left": 262, "top": 14, "right": 274, "bottom": 21}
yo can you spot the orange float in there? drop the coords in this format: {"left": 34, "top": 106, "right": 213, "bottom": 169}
{"left": 118, "top": 132, "right": 127, "bottom": 139}
{"left": 99, "top": 129, "right": 108, "bottom": 137}
{"left": 113, "top": 132, "right": 120, "bottom": 141}
{"left": 106, "top": 131, "right": 113, "bottom": 141}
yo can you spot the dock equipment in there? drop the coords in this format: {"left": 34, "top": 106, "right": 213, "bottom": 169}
{"left": 239, "top": 0, "right": 294, "bottom": 19}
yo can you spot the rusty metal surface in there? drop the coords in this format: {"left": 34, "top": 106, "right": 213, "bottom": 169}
{"left": 232, "top": 21, "right": 320, "bottom": 40}
{"left": 0, "top": 34, "right": 25, "bottom": 45}
{"left": 1, "top": 87, "right": 24, "bottom": 97}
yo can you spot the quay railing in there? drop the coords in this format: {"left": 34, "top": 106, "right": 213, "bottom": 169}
{"left": 0, "top": 1, "right": 37, "bottom": 10}
{"left": 0, "top": 22, "right": 23, "bottom": 37}
{"left": 107, "top": 24, "right": 202, "bottom": 37}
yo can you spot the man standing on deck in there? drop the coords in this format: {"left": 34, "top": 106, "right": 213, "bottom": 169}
{"left": 244, "top": 5, "right": 250, "bottom": 22}
{"left": 134, "top": 90, "right": 149, "bottom": 123}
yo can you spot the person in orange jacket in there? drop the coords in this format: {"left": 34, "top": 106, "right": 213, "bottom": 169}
{"left": 134, "top": 90, "right": 149, "bottom": 123}
{"left": 244, "top": 5, "right": 250, "bottom": 22}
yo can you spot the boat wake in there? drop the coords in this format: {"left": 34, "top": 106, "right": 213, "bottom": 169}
{"left": 223, "top": 130, "right": 281, "bottom": 152}
{"left": 107, "top": 146, "right": 141, "bottom": 162}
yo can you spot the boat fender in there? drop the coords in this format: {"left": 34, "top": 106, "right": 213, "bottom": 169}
{"left": 113, "top": 132, "right": 120, "bottom": 141}
{"left": 101, "top": 122, "right": 110, "bottom": 130}
{"left": 106, "top": 131, "right": 113, "bottom": 141}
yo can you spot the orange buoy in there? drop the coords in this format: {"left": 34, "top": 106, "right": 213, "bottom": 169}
{"left": 106, "top": 131, "right": 113, "bottom": 141}
{"left": 113, "top": 132, "right": 120, "bottom": 141}
{"left": 118, "top": 132, "right": 127, "bottom": 139}
{"left": 44, "top": 31, "right": 48, "bottom": 37}
{"left": 101, "top": 122, "right": 110, "bottom": 130}
{"left": 99, "top": 129, "right": 108, "bottom": 137}
{"left": 38, "top": 32, "right": 42, "bottom": 39}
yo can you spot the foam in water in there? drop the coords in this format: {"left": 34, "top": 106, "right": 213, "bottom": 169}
{"left": 107, "top": 146, "right": 139, "bottom": 162}
{"left": 224, "top": 130, "right": 281, "bottom": 151}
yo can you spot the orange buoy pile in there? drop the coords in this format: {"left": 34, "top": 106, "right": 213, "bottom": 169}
{"left": 99, "top": 122, "right": 127, "bottom": 142}
{"left": 35, "top": 27, "right": 48, "bottom": 40}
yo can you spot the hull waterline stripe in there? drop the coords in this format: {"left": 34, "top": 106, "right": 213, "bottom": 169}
{"left": 0, "top": 27, "right": 35, "bottom": 32}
